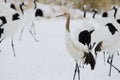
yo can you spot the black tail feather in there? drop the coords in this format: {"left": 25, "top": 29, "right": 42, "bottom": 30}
{"left": 95, "top": 41, "right": 103, "bottom": 57}
{"left": 84, "top": 51, "right": 96, "bottom": 70}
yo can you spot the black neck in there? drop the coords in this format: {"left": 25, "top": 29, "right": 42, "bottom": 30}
{"left": 4, "top": 0, "right": 7, "bottom": 3}
{"left": 34, "top": 0, "right": 37, "bottom": 9}
{"left": 84, "top": 10, "right": 87, "bottom": 18}
{"left": 113, "top": 7, "right": 117, "bottom": 19}
{"left": 93, "top": 9, "right": 97, "bottom": 19}
{"left": 20, "top": 4, "right": 24, "bottom": 15}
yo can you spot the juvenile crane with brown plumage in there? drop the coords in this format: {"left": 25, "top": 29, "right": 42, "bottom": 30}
{"left": 56, "top": 12, "right": 95, "bottom": 80}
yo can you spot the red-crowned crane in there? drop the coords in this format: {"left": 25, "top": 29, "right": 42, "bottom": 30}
{"left": 30, "top": 0, "right": 44, "bottom": 35}
{"left": 56, "top": 12, "right": 95, "bottom": 80}
{"left": 91, "top": 8, "right": 119, "bottom": 60}
{"left": 0, "top": 2, "right": 27, "bottom": 57}
{"left": 78, "top": 8, "right": 95, "bottom": 50}
{"left": 0, "top": 12, "right": 23, "bottom": 57}
{"left": 18, "top": 1, "right": 39, "bottom": 42}
{"left": 95, "top": 33, "right": 120, "bottom": 76}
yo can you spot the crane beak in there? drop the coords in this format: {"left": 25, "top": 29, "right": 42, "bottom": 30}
{"left": 23, "top": 4, "right": 27, "bottom": 7}
{"left": 22, "top": 2, "right": 27, "bottom": 7}
{"left": 56, "top": 13, "right": 65, "bottom": 17}
{"left": 110, "top": 6, "right": 115, "bottom": 11}
{"left": 110, "top": 8, "right": 113, "bottom": 10}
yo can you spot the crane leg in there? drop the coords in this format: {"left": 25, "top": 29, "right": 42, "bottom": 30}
{"left": 19, "top": 27, "right": 25, "bottom": 40}
{"left": 107, "top": 55, "right": 120, "bottom": 75}
{"left": 31, "top": 21, "right": 36, "bottom": 35}
{"left": 73, "top": 62, "right": 80, "bottom": 80}
{"left": 77, "top": 66, "right": 80, "bottom": 80}
{"left": 0, "top": 37, "right": 6, "bottom": 52}
{"left": 0, "top": 37, "right": 5, "bottom": 43}
{"left": 27, "top": 27, "right": 39, "bottom": 42}
{"left": 108, "top": 55, "right": 113, "bottom": 76}
{"left": 11, "top": 38, "right": 16, "bottom": 57}
{"left": 103, "top": 51, "right": 106, "bottom": 65}
{"left": 117, "top": 50, "right": 119, "bottom": 56}
{"left": 73, "top": 63, "right": 78, "bottom": 80}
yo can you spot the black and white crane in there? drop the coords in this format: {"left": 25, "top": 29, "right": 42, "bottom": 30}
{"left": 95, "top": 33, "right": 120, "bottom": 76}
{"left": 18, "top": 2, "right": 39, "bottom": 42}
{"left": 0, "top": 1, "right": 28, "bottom": 57}
{"left": 90, "top": 8, "right": 120, "bottom": 67}
{"left": 30, "top": 0, "right": 44, "bottom": 35}
{"left": 0, "top": 12, "right": 23, "bottom": 57}
{"left": 56, "top": 12, "right": 95, "bottom": 80}
{"left": 77, "top": 8, "right": 95, "bottom": 50}
{"left": 91, "top": 7, "right": 120, "bottom": 76}
{"left": 110, "top": 6, "right": 120, "bottom": 25}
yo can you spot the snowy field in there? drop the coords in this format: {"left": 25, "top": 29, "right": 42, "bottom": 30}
{"left": 0, "top": 18, "right": 120, "bottom": 80}
{"left": 0, "top": 1, "right": 120, "bottom": 80}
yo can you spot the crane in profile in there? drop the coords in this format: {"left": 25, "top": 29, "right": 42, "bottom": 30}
{"left": 18, "top": 2, "right": 39, "bottom": 42}
{"left": 56, "top": 12, "right": 95, "bottom": 80}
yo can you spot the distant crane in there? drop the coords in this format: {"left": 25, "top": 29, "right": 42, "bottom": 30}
{"left": 0, "top": 2, "right": 26, "bottom": 57}
{"left": 56, "top": 12, "right": 95, "bottom": 80}
{"left": 18, "top": 2, "right": 39, "bottom": 42}
{"left": 111, "top": 6, "right": 120, "bottom": 26}
{"left": 0, "top": 13, "right": 23, "bottom": 57}
{"left": 31, "top": 0, "right": 44, "bottom": 35}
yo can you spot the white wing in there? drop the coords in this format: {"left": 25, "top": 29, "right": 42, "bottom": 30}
{"left": 65, "top": 32, "right": 89, "bottom": 61}
{"left": 101, "top": 34, "right": 120, "bottom": 52}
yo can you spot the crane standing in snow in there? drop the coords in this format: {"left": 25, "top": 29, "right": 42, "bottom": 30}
{"left": 0, "top": 12, "right": 23, "bottom": 57}
{"left": 18, "top": 0, "right": 44, "bottom": 41}
{"left": 18, "top": 2, "right": 39, "bottom": 42}
{"left": 0, "top": 2, "right": 27, "bottom": 57}
{"left": 91, "top": 8, "right": 120, "bottom": 76}
{"left": 56, "top": 12, "right": 95, "bottom": 80}
{"left": 31, "top": 0, "right": 44, "bottom": 35}
{"left": 95, "top": 34, "right": 120, "bottom": 76}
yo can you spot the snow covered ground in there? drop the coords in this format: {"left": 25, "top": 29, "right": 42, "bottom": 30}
{"left": 0, "top": 17, "right": 120, "bottom": 80}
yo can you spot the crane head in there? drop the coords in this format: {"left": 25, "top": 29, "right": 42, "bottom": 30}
{"left": 20, "top": 2, "right": 27, "bottom": 15}
{"left": 110, "top": 6, "right": 116, "bottom": 10}
{"left": 56, "top": 12, "right": 70, "bottom": 17}
{"left": 20, "top": 2, "right": 27, "bottom": 8}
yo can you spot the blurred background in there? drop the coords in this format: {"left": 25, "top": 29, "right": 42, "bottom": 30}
{"left": 1, "top": 0, "right": 120, "bottom": 12}
{"left": 39, "top": 0, "right": 120, "bottom": 11}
